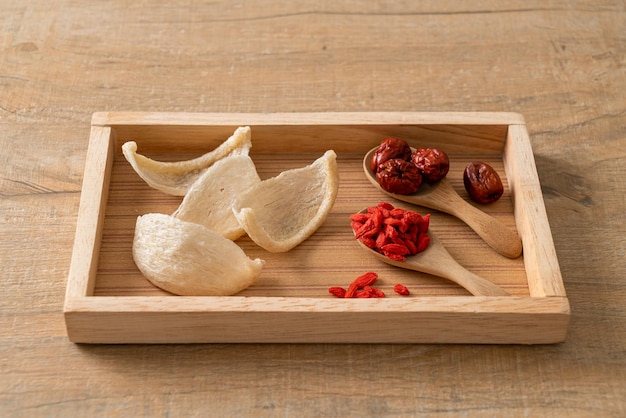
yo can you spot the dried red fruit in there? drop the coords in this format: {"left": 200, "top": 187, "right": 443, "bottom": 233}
{"left": 328, "top": 286, "right": 347, "bottom": 298}
{"left": 375, "top": 159, "right": 422, "bottom": 195}
{"left": 370, "top": 137, "right": 412, "bottom": 172}
{"left": 377, "top": 202, "right": 395, "bottom": 211}
{"left": 403, "top": 238, "right": 418, "bottom": 254}
{"left": 350, "top": 202, "right": 430, "bottom": 261}
{"left": 411, "top": 148, "right": 450, "bottom": 183}
{"left": 393, "top": 284, "right": 410, "bottom": 295}
{"left": 349, "top": 213, "right": 370, "bottom": 223}
{"left": 415, "top": 232, "right": 431, "bottom": 253}
{"left": 381, "top": 243, "right": 410, "bottom": 257}
{"left": 360, "top": 236, "right": 377, "bottom": 249}
{"left": 364, "top": 285, "right": 386, "bottom": 298}
{"left": 344, "top": 272, "right": 379, "bottom": 298}
{"left": 329, "top": 273, "right": 386, "bottom": 299}
{"left": 463, "top": 162, "right": 504, "bottom": 204}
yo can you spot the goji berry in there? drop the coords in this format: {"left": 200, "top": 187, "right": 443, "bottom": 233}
{"left": 381, "top": 243, "right": 410, "bottom": 256}
{"left": 389, "top": 208, "right": 405, "bottom": 218}
{"left": 328, "top": 286, "right": 347, "bottom": 298}
{"left": 350, "top": 223, "right": 364, "bottom": 238}
{"left": 383, "top": 252, "right": 406, "bottom": 261}
{"left": 405, "top": 224, "right": 419, "bottom": 242}
{"left": 375, "top": 231, "right": 388, "bottom": 250}
{"left": 349, "top": 213, "right": 370, "bottom": 223}
{"left": 344, "top": 272, "right": 378, "bottom": 298}
{"left": 390, "top": 234, "right": 407, "bottom": 247}
{"left": 373, "top": 288, "right": 386, "bottom": 298}
{"left": 364, "top": 285, "right": 386, "bottom": 298}
{"left": 415, "top": 233, "right": 431, "bottom": 253}
{"left": 393, "top": 284, "right": 410, "bottom": 295}
{"left": 382, "top": 217, "right": 403, "bottom": 228}
{"left": 402, "top": 210, "right": 422, "bottom": 225}
{"left": 355, "top": 289, "right": 372, "bottom": 298}
{"left": 384, "top": 223, "right": 399, "bottom": 240}
{"left": 403, "top": 237, "right": 418, "bottom": 254}
{"left": 355, "top": 217, "right": 375, "bottom": 239}
{"left": 419, "top": 213, "right": 430, "bottom": 234}
{"left": 372, "top": 207, "right": 384, "bottom": 230}
{"left": 329, "top": 273, "right": 388, "bottom": 299}
{"left": 361, "top": 236, "right": 377, "bottom": 249}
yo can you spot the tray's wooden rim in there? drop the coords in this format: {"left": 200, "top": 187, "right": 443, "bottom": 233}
{"left": 64, "top": 112, "right": 569, "bottom": 344}
{"left": 64, "top": 295, "right": 570, "bottom": 344}
{"left": 91, "top": 111, "right": 527, "bottom": 127}
{"left": 505, "top": 125, "right": 566, "bottom": 297}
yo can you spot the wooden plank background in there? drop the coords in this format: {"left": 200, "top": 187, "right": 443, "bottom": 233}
{"left": 1, "top": 1, "right": 624, "bottom": 416}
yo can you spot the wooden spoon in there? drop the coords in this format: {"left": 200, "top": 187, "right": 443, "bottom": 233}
{"left": 363, "top": 147, "right": 523, "bottom": 259}
{"left": 355, "top": 225, "right": 510, "bottom": 296}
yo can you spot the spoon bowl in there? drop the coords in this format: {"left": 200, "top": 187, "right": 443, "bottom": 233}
{"left": 354, "top": 221, "right": 510, "bottom": 296}
{"left": 363, "top": 147, "right": 523, "bottom": 259}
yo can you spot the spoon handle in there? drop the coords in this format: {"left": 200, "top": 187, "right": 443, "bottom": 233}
{"left": 366, "top": 232, "right": 510, "bottom": 296}
{"left": 445, "top": 194, "right": 523, "bottom": 259}
{"left": 409, "top": 234, "right": 511, "bottom": 296}
{"left": 435, "top": 257, "right": 511, "bottom": 296}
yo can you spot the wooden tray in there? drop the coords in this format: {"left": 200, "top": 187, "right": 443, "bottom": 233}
{"left": 64, "top": 112, "right": 569, "bottom": 344}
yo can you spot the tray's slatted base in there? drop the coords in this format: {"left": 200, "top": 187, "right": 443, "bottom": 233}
{"left": 94, "top": 153, "right": 528, "bottom": 298}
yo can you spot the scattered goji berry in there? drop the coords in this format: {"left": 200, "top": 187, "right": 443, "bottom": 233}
{"left": 329, "top": 273, "right": 410, "bottom": 298}
{"left": 344, "top": 271, "right": 378, "bottom": 298}
{"left": 364, "top": 285, "right": 386, "bottom": 298}
{"left": 393, "top": 284, "right": 410, "bottom": 295}
{"left": 328, "top": 286, "right": 347, "bottom": 298}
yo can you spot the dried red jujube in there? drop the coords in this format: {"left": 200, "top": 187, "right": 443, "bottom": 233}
{"left": 411, "top": 148, "right": 450, "bottom": 183}
{"left": 375, "top": 159, "right": 422, "bottom": 195}
{"left": 463, "top": 162, "right": 504, "bottom": 204}
{"left": 370, "top": 137, "right": 412, "bottom": 172}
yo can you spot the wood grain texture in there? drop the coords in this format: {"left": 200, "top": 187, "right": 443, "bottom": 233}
{"left": 1, "top": 0, "right": 624, "bottom": 417}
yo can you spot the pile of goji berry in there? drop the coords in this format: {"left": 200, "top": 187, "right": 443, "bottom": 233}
{"left": 350, "top": 202, "right": 431, "bottom": 261}
{"left": 328, "top": 272, "right": 411, "bottom": 298}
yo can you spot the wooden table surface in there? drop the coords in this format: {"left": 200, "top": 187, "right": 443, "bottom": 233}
{"left": 1, "top": 1, "right": 624, "bottom": 416}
